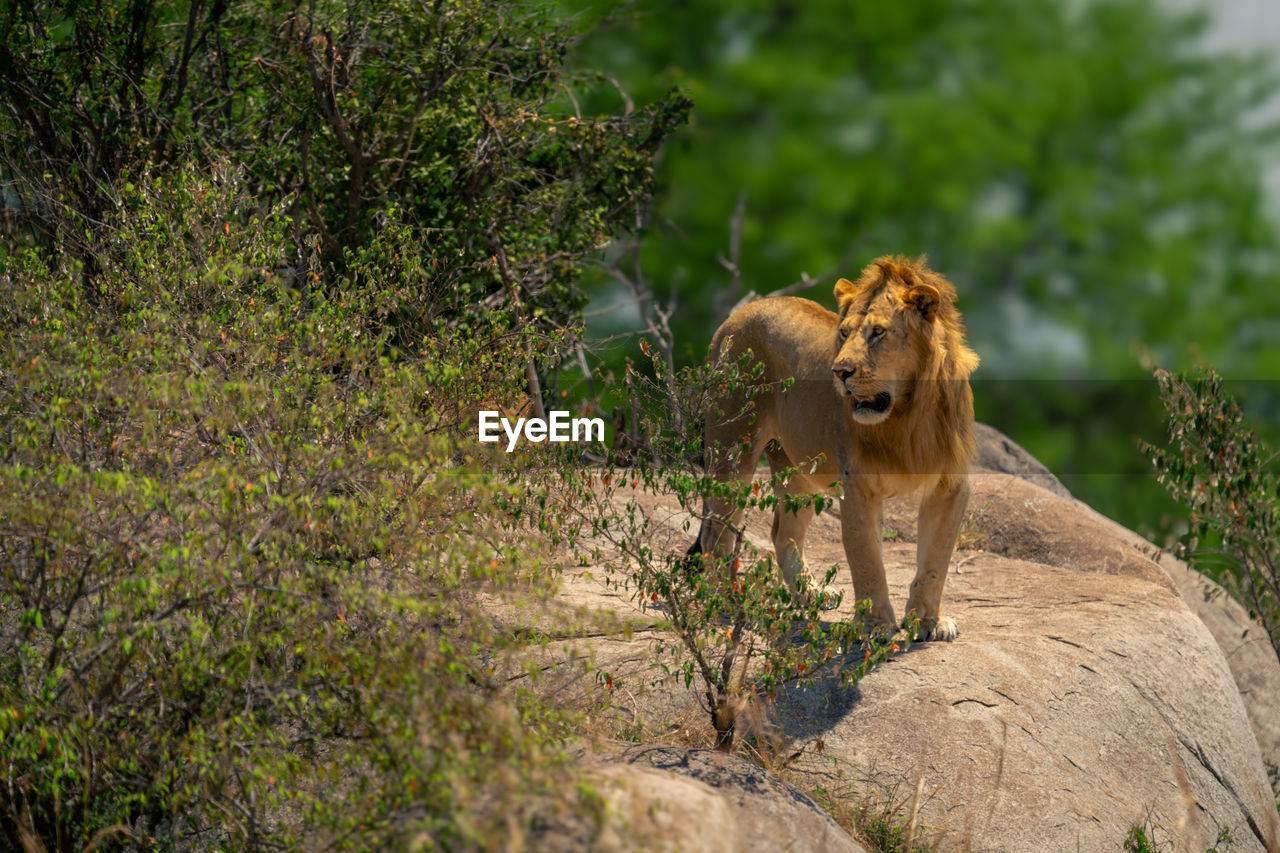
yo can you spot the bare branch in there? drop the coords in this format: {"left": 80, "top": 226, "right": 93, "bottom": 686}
{"left": 714, "top": 190, "right": 747, "bottom": 319}
{"left": 485, "top": 229, "right": 547, "bottom": 421}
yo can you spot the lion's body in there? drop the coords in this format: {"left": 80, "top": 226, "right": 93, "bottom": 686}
{"left": 697, "top": 256, "right": 978, "bottom": 640}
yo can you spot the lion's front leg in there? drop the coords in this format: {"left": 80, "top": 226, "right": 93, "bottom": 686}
{"left": 905, "top": 475, "right": 969, "bottom": 642}
{"left": 839, "top": 487, "right": 896, "bottom": 632}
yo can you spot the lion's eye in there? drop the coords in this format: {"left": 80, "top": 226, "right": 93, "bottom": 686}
{"left": 838, "top": 326, "right": 849, "bottom": 341}
{"left": 869, "top": 325, "right": 886, "bottom": 340}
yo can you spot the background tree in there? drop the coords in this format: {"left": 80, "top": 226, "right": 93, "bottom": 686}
{"left": 559, "top": 0, "right": 1280, "bottom": 533}
{"left": 0, "top": 0, "right": 689, "bottom": 338}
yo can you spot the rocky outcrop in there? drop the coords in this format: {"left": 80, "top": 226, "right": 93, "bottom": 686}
{"left": 1052, "top": 502, "right": 1280, "bottom": 786}
{"left": 1163, "top": 555, "right": 1280, "bottom": 788}
{"left": 587, "top": 745, "right": 866, "bottom": 853}
{"left": 784, "top": 478, "right": 1277, "bottom": 851}
{"left": 972, "top": 422, "right": 1071, "bottom": 499}
{"left": 922, "top": 424, "right": 1279, "bottom": 786}
{"left": 538, "top": 433, "right": 1280, "bottom": 851}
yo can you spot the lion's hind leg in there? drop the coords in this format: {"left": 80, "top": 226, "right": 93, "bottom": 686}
{"left": 766, "top": 442, "right": 840, "bottom": 610}
{"left": 697, "top": 419, "right": 773, "bottom": 570}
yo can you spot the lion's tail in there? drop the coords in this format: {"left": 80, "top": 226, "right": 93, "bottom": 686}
{"left": 684, "top": 524, "right": 704, "bottom": 564}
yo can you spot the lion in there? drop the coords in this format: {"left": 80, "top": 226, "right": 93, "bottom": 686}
{"left": 690, "top": 255, "right": 979, "bottom": 641}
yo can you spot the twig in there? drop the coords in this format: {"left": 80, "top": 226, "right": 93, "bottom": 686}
{"left": 714, "top": 191, "right": 747, "bottom": 318}
{"left": 485, "top": 229, "right": 546, "bottom": 421}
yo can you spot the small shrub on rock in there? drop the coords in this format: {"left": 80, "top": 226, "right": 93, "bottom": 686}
{"left": 1143, "top": 367, "right": 1280, "bottom": 665}
{"left": 532, "top": 342, "right": 903, "bottom": 753}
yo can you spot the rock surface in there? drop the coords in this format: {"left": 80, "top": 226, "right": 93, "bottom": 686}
{"left": 1163, "top": 554, "right": 1280, "bottom": 787}
{"left": 1059, "top": 502, "right": 1280, "bottom": 786}
{"left": 587, "top": 745, "right": 866, "bottom": 853}
{"left": 972, "top": 422, "right": 1071, "bottom": 499}
{"left": 553, "top": 465, "right": 1280, "bottom": 852}
{"left": 970, "top": 421, "right": 1279, "bottom": 771}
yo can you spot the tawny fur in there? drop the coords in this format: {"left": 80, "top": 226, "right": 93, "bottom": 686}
{"left": 695, "top": 255, "right": 979, "bottom": 640}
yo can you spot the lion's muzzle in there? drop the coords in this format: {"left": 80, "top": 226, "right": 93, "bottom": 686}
{"left": 832, "top": 367, "right": 892, "bottom": 411}
{"left": 852, "top": 391, "right": 892, "bottom": 415}
{"left": 834, "top": 366, "right": 895, "bottom": 424}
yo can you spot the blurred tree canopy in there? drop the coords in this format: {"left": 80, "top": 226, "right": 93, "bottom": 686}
{"left": 559, "top": 0, "right": 1280, "bottom": 532}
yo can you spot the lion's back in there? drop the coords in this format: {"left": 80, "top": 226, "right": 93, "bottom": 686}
{"left": 710, "top": 297, "right": 838, "bottom": 382}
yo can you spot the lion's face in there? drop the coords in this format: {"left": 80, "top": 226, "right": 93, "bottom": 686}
{"left": 831, "top": 271, "right": 941, "bottom": 426}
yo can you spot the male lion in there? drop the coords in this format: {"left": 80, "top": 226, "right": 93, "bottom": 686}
{"left": 691, "top": 255, "right": 978, "bottom": 641}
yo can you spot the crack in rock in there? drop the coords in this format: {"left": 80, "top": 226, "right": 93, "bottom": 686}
{"left": 1178, "top": 735, "right": 1269, "bottom": 850}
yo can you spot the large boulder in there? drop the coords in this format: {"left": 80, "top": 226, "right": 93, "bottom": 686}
{"left": 784, "top": 471, "right": 1279, "bottom": 852}
{"left": 972, "top": 421, "right": 1071, "bottom": 499}
{"left": 929, "top": 424, "right": 1279, "bottom": 783}
{"left": 1058, "top": 501, "right": 1280, "bottom": 786}
{"left": 585, "top": 745, "right": 865, "bottom": 852}
{"left": 1161, "top": 554, "right": 1280, "bottom": 789}
{"left": 554, "top": 466, "right": 1280, "bottom": 851}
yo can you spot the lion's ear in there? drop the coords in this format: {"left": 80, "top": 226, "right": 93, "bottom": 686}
{"left": 904, "top": 284, "right": 941, "bottom": 322}
{"left": 833, "top": 277, "right": 859, "bottom": 313}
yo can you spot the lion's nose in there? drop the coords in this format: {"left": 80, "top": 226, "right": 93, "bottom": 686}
{"left": 833, "top": 366, "right": 856, "bottom": 383}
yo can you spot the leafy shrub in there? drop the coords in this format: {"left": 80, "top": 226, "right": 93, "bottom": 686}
{"left": 0, "top": 170, "right": 596, "bottom": 849}
{"left": 530, "top": 339, "right": 903, "bottom": 752}
{"left": 1142, "top": 367, "right": 1280, "bottom": 665}
{"left": 1124, "top": 822, "right": 1232, "bottom": 853}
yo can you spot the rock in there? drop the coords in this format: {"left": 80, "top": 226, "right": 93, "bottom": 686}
{"left": 773, "top": 472, "right": 1280, "bottom": 852}
{"left": 882, "top": 473, "right": 1172, "bottom": 589}
{"left": 1162, "top": 555, "right": 1280, "bottom": 787}
{"left": 961, "top": 427, "right": 1280, "bottom": 786}
{"left": 554, "top": 470, "right": 1280, "bottom": 851}
{"left": 586, "top": 745, "right": 866, "bottom": 853}
{"left": 1055, "top": 496, "right": 1280, "bottom": 789}
{"left": 973, "top": 421, "right": 1071, "bottom": 499}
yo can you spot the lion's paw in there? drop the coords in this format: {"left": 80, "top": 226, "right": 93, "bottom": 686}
{"left": 814, "top": 585, "right": 843, "bottom": 612}
{"left": 903, "top": 614, "right": 959, "bottom": 642}
{"left": 926, "top": 616, "right": 959, "bottom": 642}
{"left": 795, "top": 575, "right": 843, "bottom": 612}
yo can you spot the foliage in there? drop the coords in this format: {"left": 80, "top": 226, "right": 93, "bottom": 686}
{"left": 0, "top": 2, "right": 692, "bottom": 847}
{"left": 0, "top": 0, "right": 689, "bottom": 337}
{"left": 559, "top": 0, "right": 1280, "bottom": 534}
{"left": 565, "top": 0, "right": 1280, "bottom": 373}
{"left": 807, "top": 779, "right": 935, "bottom": 853}
{"left": 527, "top": 340, "right": 903, "bottom": 752}
{"left": 849, "top": 800, "right": 934, "bottom": 853}
{"left": 1124, "top": 822, "right": 1232, "bottom": 853}
{"left": 1143, "top": 368, "right": 1280, "bottom": 665}
{"left": 0, "top": 170, "right": 598, "bottom": 850}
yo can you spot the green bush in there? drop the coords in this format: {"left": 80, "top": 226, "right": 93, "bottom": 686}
{"left": 0, "top": 3, "right": 688, "bottom": 844}
{"left": 1124, "top": 822, "right": 1231, "bottom": 853}
{"left": 529, "top": 340, "right": 903, "bottom": 753}
{"left": 1143, "top": 367, "right": 1280, "bottom": 666}
{"left": 0, "top": 171, "right": 596, "bottom": 849}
